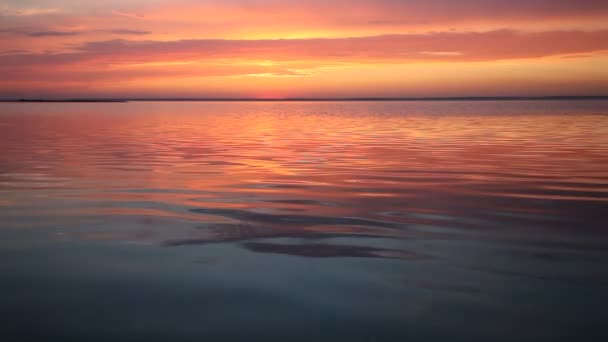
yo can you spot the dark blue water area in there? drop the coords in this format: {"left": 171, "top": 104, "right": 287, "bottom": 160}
{"left": 1, "top": 238, "right": 606, "bottom": 342}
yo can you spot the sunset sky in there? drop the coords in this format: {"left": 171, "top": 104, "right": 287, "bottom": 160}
{"left": 1, "top": 0, "right": 608, "bottom": 99}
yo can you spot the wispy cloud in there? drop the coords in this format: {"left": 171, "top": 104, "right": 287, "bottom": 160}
{"left": 27, "top": 30, "right": 80, "bottom": 37}
{"left": 0, "top": 28, "right": 78, "bottom": 37}
{"left": 0, "top": 49, "right": 28, "bottom": 55}
{"left": 111, "top": 10, "right": 145, "bottom": 20}
{"left": 0, "top": 7, "right": 60, "bottom": 17}
{"left": 105, "top": 29, "right": 150, "bottom": 35}
{"left": 0, "top": 28, "right": 150, "bottom": 37}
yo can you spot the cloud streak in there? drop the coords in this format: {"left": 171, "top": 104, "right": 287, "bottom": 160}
{"left": 0, "top": 28, "right": 151, "bottom": 37}
{"left": 105, "top": 29, "right": 150, "bottom": 35}
{"left": 27, "top": 30, "right": 80, "bottom": 37}
{"left": 2, "top": 30, "right": 607, "bottom": 69}
{"left": 0, "top": 28, "right": 79, "bottom": 37}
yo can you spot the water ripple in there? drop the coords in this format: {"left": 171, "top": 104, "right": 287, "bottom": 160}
{"left": 1, "top": 101, "right": 607, "bottom": 261}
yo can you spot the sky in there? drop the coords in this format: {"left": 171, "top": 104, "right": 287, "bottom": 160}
{"left": 1, "top": 0, "right": 608, "bottom": 99}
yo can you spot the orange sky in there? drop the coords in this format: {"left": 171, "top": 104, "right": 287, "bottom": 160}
{"left": 1, "top": 0, "right": 608, "bottom": 98}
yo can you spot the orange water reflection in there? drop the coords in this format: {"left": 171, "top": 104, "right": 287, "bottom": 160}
{"left": 0, "top": 101, "right": 607, "bottom": 256}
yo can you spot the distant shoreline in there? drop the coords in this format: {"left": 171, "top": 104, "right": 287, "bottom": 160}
{"left": 1, "top": 96, "right": 608, "bottom": 103}
{"left": 1, "top": 99, "right": 128, "bottom": 103}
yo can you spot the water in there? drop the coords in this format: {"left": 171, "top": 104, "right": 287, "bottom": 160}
{"left": 1, "top": 101, "right": 607, "bottom": 341}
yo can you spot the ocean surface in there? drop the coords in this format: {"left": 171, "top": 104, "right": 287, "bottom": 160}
{"left": 1, "top": 100, "right": 607, "bottom": 341}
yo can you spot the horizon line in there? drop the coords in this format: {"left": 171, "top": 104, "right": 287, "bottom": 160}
{"left": 1, "top": 95, "right": 608, "bottom": 103}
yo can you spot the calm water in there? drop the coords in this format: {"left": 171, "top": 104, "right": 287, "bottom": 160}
{"left": 1, "top": 101, "right": 607, "bottom": 341}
